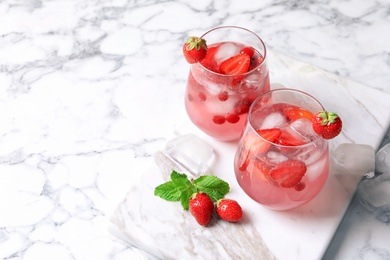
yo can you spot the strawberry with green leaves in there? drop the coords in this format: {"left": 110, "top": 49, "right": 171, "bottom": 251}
{"left": 182, "top": 36, "right": 208, "bottom": 64}
{"left": 312, "top": 111, "right": 342, "bottom": 139}
{"left": 154, "top": 171, "right": 232, "bottom": 226}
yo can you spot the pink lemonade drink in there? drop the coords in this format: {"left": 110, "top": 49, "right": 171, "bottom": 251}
{"left": 185, "top": 26, "right": 270, "bottom": 141}
{"left": 234, "top": 89, "right": 329, "bottom": 210}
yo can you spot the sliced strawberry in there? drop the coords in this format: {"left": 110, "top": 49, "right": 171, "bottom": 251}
{"left": 200, "top": 45, "right": 219, "bottom": 73}
{"left": 251, "top": 159, "right": 271, "bottom": 181}
{"left": 276, "top": 131, "right": 307, "bottom": 146}
{"left": 239, "top": 128, "right": 282, "bottom": 171}
{"left": 285, "top": 106, "right": 314, "bottom": 122}
{"left": 219, "top": 53, "right": 250, "bottom": 75}
{"left": 240, "top": 46, "right": 255, "bottom": 57}
{"left": 270, "top": 159, "right": 307, "bottom": 188}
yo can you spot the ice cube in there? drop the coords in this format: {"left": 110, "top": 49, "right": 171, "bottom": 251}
{"left": 357, "top": 143, "right": 390, "bottom": 223}
{"left": 214, "top": 42, "right": 240, "bottom": 64}
{"left": 260, "top": 112, "right": 286, "bottom": 129}
{"left": 332, "top": 143, "right": 375, "bottom": 177}
{"left": 290, "top": 118, "right": 318, "bottom": 142}
{"left": 358, "top": 173, "right": 390, "bottom": 223}
{"left": 296, "top": 144, "right": 324, "bottom": 165}
{"left": 375, "top": 143, "right": 390, "bottom": 174}
{"left": 165, "top": 134, "right": 214, "bottom": 178}
{"left": 266, "top": 151, "right": 288, "bottom": 164}
{"left": 331, "top": 143, "right": 375, "bottom": 195}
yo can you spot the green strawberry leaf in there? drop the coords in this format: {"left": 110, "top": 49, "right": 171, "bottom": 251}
{"left": 193, "top": 175, "right": 230, "bottom": 202}
{"left": 154, "top": 181, "right": 181, "bottom": 201}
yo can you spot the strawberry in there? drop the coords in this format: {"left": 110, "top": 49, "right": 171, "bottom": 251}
{"left": 276, "top": 131, "right": 306, "bottom": 146}
{"left": 285, "top": 106, "right": 314, "bottom": 121}
{"left": 240, "top": 46, "right": 255, "bottom": 57}
{"left": 270, "top": 159, "right": 307, "bottom": 188}
{"left": 189, "top": 192, "right": 214, "bottom": 226}
{"left": 251, "top": 159, "right": 272, "bottom": 180}
{"left": 216, "top": 198, "right": 243, "bottom": 222}
{"left": 312, "top": 111, "right": 342, "bottom": 139}
{"left": 239, "top": 128, "right": 282, "bottom": 171}
{"left": 200, "top": 45, "right": 219, "bottom": 72}
{"left": 183, "top": 36, "right": 208, "bottom": 64}
{"left": 219, "top": 53, "right": 250, "bottom": 75}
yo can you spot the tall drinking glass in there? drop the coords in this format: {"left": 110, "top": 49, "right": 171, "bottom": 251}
{"left": 234, "top": 88, "right": 329, "bottom": 210}
{"left": 185, "top": 26, "right": 270, "bottom": 141}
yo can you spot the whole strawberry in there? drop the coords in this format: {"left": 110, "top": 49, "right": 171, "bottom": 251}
{"left": 189, "top": 192, "right": 214, "bottom": 226}
{"left": 216, "top": 198, "right": 243, "bottom": 222}
{"left": 182, "top": 36, "right": 208, "bottom": 64}
{"left": 312, "top": 111, "right": 342, "bottom": 139}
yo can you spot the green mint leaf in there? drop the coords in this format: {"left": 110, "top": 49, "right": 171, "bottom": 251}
{"left": 154, "top": 171, "right": 196, "bottom": 210}
{"left": 193, "top": 176, "right": 230, "bottom": 202}
{"left": 180, "top": 189, "right": 194, "bottom": 210}
{"left": 171, "top": 171, "right": 192, "bottom": 191}
{"left": 154, "top": 181, "right": 181, "bottom": 201}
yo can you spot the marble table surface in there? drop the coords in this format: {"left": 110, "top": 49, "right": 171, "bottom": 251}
{"left": 1, "top": 0, "right": 390, "bottom": 259}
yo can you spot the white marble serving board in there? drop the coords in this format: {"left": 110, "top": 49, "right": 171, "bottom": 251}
{"left": 109, "top": 50, "right": 390, "bottom": 260}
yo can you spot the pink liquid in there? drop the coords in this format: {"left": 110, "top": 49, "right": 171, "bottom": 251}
{"left": 185, "top": 42, "right": 270, "bottom": 141}
{"left": 234, "top": 103, "right": 329, "bottom": 210}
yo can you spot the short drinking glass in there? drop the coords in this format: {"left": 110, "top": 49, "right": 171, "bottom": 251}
{"left": 185, "top": 26, "right": 270, "bottom": 141}
{"left": 234, "top": 88, "right": 329, "bottom": 210}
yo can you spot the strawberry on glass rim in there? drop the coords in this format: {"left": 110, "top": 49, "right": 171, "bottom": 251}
{"left": 312, "top": 111, "right": 342, "bottom": 139}
{"left": 182, "top": 36, "right": 208, "bottom": 64}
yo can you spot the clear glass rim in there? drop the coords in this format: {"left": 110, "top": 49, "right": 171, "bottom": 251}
{"left": 248, "top": 88, "right": 326, "bottom": 148}
{"left": 198, "top": 26, "right": 267, "bottom": 77}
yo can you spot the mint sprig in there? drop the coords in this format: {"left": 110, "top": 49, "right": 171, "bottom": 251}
{"left": 154, "top": 170, "right": 230, "bottom": 210}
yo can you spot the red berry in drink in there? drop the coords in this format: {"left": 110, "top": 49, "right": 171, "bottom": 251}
{"left": 212, "top": 115, "right": 226, "bottom": 124}
{"left": 218, "top": 91, "right": 229, "bottom": 101}
{"left": 226, "top": 113, "right": 240, "bottom": 124}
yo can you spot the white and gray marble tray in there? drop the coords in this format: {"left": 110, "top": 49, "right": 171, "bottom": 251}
{"left": 110, "top": 50, "right": 390, "bottom": 260}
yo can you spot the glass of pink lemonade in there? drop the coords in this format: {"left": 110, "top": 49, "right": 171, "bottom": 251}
{"left": 185, "top": 26, "right": 270, "bottom": 141}
{"left": 234, "top": 88, "right": 329, "bottom": 210}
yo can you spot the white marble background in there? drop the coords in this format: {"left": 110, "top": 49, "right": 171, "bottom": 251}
{"left": 0, "top": 0, "right": 389, "bottom": 259}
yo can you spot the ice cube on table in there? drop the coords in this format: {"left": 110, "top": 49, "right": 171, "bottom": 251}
{"left": 214, "top": 42, "right": 240, "bottom": 64}
{"left": 375, "top": 143, "right": 390, "bottom": 174}
{"left": 331, "top": 143, "right": 375, "bottom": 195}
{"left": 260, "top": 112, "right": 286, "bottom": 129}
{"left": 358, "top": 173, "right": 390, "bottom": 223}
{"left": 165, "top": 134, "right": 214, "bottom": 178}
{"left": 332, "top": 143, "right": 375, "bottom": 177}
{"left": 357, "top": 143, "right": 390, "bottom": 223}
